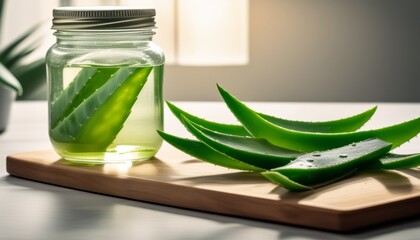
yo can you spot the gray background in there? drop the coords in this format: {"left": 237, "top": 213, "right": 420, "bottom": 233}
{"left": 2, "top": 0, "right": 418, "bottom": 102}
{"left": 165, "top": 0, "right": 419, "bottom": 102}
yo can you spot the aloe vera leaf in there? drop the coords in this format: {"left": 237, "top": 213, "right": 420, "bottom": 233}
{"left": 167, "top": 101, "right": 377, "bottom": 136}
{"left": 271, "top": 138, "right": 391, "bottom": 185}
{"left": 0, "top": 0, "right": 4, "bottom": 24}
{"left": 258, "top": 106, "right": 377, "bottom": 133}
{"left": 60, "top": 68, "right": 119, "bottom": 121}
{"left": 51, "top": 67, "right": 152, "bottom": 151}
{"left": 262, "top": 168, "right": 358, "bottom": 192}
{"left": 50, "top": 68, "right": 98, "bottom": 128}
{"left": 370, "top": 153, "right": 420, "bottom": 170}
{"left": 157, "top": 130, "right": 264, "bottom": 172}
{"left": 261, "top": 171, "right": 312, "bottom": 191}
{"left": 0, "top": 62, "right": 22, "bottom": 95}
{"left": 3, "top": 41, "right": 41, "bottom": 69}
{"left": 12, "top": 58, "right": 45, "bottom": 78}
{"left": 12, "top": 59, "right": 46, "bottom": 100}
{"left": 167, "top": 101, "right": 249, "bottom": 136}
{"left": 50, "top": 67, "right": 119, "bottom": 128}
{"left": 0, "top": 23, "right": 42, "bottom": 63}
{"left": 218, "top": 84, "right": 420, "bottom": 152}
{"left": 181, "top": 116, "right": 301, "bottom": 169}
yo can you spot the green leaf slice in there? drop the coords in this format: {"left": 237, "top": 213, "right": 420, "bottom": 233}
{"left": 258, "top": 106, "right": 377, "bottom": 133}
{"left": 261, "top": 171, "right": 312, "bottom": 191}
{"left": 272, "top": 138, "right": 392, "bottom": 185}
{"left": 50, "top": 67, "right": 120, "bottom": 128}
{"left": 218, "top": 84, "right": 420, "bottom": 152}
{"left": 50, "top": 68, "right": 98, "bottom": 128}
{"left": 51, "top": 67, "right": 152, "bottom": 152}
{"left": 167, "top": 101, "right": 249, "bottom": 136}
{"left": 167, "top": 101, "right": 377, "bottom": 136}
{"left": 262, "top": 168, "right": 358, "bottom": 192}
{"left": 181, "top": 116, "right": 301, "bottom": 169}
{"left": 157, "top": 130, "right": 264, "bottom": 172}
{"left": 375, "top": 153, "right": 420, "bottom": 169}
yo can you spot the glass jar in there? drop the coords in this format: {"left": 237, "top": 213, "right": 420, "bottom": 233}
{"left": 46, "top": 7, "right": 164, "bottom": 164}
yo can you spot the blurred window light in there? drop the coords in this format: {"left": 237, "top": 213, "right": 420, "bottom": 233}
{"left": 177, "top": 0, "right": 249, "bottom": 66}
{"left": 69, "top": 0, "right": 249, "bottom": 66}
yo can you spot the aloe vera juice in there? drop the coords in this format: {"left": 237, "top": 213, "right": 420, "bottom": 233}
{"left": 48, "top": 64, "right": 164, "bottom": 164}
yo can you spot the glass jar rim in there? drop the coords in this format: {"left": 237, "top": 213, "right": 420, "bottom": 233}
{"left": 52, "top": 7, "right": 156, "bottom": 31}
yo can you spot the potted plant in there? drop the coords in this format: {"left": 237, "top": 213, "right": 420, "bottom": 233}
{"left": 0, "top": 0, "right": 46, "bottom": 133}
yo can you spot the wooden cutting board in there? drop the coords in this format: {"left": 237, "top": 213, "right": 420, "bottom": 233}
{"left": 6, "top": 147, "right": 420, "bottom": 232}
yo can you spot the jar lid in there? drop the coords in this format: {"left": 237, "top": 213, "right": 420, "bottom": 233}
{"left": 52, "top": 7, "right": 156, "bottom": 30}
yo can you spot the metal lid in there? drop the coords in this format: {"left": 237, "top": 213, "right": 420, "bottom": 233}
{"left": 52, "top": 7, "right": 156, "bottom": 30}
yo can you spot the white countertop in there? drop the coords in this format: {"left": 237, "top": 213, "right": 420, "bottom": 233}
{"left": 1, "top": 101, "right": 419, "bottom": 240}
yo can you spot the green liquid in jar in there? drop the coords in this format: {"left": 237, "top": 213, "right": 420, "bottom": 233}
{"left": 48, "top": 64, "right": 164, "bottom": 164}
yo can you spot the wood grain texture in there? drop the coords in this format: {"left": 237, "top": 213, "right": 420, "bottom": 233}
{"left": 6, "top": 148, "right": 420, "bottom": 232}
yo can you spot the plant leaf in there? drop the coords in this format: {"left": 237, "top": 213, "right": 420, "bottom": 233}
{"left": 50, "top": 68, "right": 99, "bottom": 128}
{"left": 3, "top": 41, "right": 41, "bottom": 69}
{"left": 157, "top": 130, "right": 264, "bottom": 172}
{"left": 0, "top": 23, "right": 42, "bottom": 63}
{"left": 262, "top": 168, "right": 358, "bottom": 192}
{"left": 11, "top": 58, "right": 46, "bottom": 100}
{"left": 0, "top": 62, "right": 22, "bottom": 95}
{"left": 258, "top": 106, "right": 377, "bottom": 133}
{"left": 373, "top": 153, "right": 420, "bottom": 169}
{"left": 181, "top": 116, "right": 300, "bottom": 169}
{"left": 167, "top": 101, "right": 377, "bottom": 136}
{"left": 0, "top": 0, "right": 4, "bottom": 29}
{"left": 271, "top": 138, "right": 391, "bottom": 185}
{"left": 167, "top": 101, "right": 249, "bottom": 136}
{"left": 218, "top": 84, "right": 420, "bottom": 152}
{"left": 51, "top": 67, "right": 152, "bottom": 152}
{"left": 261, "top": 172, "right": 312, "bottom": 191}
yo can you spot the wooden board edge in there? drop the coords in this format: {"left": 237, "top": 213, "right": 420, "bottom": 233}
{"left": 336, "top": 197, "right": 420, "bottom": 232}
{"left": 6, "top": 154, "right": 420, "bottom": 232}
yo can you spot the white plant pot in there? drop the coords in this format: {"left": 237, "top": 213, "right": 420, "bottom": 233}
{"left": 0, "top": 86, "right": 16, "bottom": 133}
